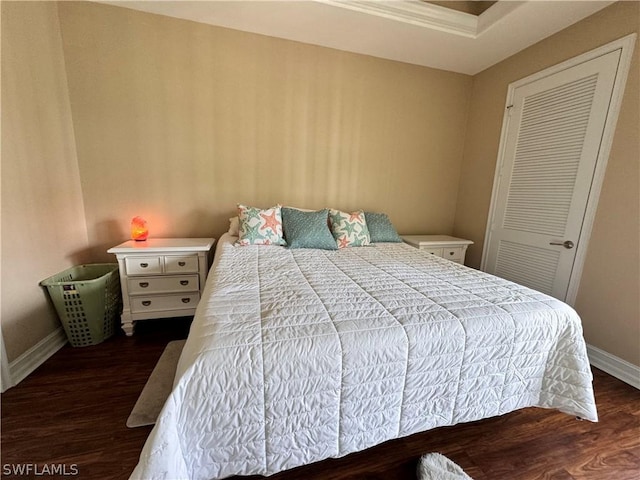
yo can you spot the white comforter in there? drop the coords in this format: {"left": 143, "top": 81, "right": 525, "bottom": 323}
{"left": 131, "top": 235, "right": 597, "bottom": 480}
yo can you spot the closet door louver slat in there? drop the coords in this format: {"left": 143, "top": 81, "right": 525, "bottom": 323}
{"left": 502, "top": 74, "right": 598, "bottom": 239}
{"left": 495, "top": 241, "right": 561, "bottom": 295}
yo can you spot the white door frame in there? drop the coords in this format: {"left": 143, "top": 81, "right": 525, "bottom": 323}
{"left": 481, "top": 33, "right": 636, "bottom": 306}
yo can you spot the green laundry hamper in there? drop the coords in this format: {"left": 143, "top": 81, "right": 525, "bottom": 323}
{"left": 40, "top": 264, "right": 122, "bottom": 347}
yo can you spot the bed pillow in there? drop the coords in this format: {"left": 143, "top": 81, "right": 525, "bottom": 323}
{"left": 281, "top": 207, "right": 337, "bottom": 250}
{"left": 364, "top": 212, "right": 402, "bottom": 243}
{"left": 329, "top": 209, "right": 371, "bottom": 248}
{"left": 236, "top": 204, "right": 286, "bottom": 246}
{"left": 228, "top": 216, "right": 239, "bottom": 236}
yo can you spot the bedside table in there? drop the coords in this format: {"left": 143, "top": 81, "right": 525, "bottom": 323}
{"left": 402, "top": 235, "right": 473, "bottom": 264}
{"left": 108, "top": 238, "right": 215, "bottom": 336}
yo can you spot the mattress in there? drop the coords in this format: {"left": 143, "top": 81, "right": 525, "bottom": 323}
{"left": 131, "top": 233, "right": 597, "bottom": 480}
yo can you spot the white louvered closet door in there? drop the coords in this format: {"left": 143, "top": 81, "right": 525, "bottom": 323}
{"left": 483, "top": 49, "right": 621, "bottom": 300}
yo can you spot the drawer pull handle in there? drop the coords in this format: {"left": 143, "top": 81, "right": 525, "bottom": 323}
{"left": 449, "top": 251, "right": 454, "bottom": 256}
{"left": 180, "top": 280, "right": 189, "bottom": 286}
{"left": 181, "top": 298, "right": 191, "bottom": 304}
{"left": 178, "top": 261, "right": 186, "bottom": 267}
{"left": 142, "top": 300, "right": 151, "bottom": 306}
{"left": 140, "top": 263, "right": 149, "bottom": 268}
{"left": 139, "top": 282, "right": 149, "bottom": 288}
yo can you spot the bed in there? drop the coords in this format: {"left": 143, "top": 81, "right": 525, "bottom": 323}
{"left": 130, "top": 232, "right": 598, "bottom": 480}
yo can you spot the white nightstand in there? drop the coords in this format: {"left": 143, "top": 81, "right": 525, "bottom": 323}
{"left": 402, "top": 235, "right": 473, "bottom": 264}
{"left": 108, "top": 238, "right": 215, "bottom": 336}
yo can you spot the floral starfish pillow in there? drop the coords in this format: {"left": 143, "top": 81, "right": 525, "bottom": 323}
{"left": 329, "top": 209, "right": 371, "bottom": 248}
{"left": 236, "top": 204, "right": 287, "bottom": 246}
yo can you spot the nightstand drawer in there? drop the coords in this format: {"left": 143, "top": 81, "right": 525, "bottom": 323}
{"left": 130, "top": 293, "right": 200, "bottom": 314}
{"left": 127, "top": 274, "right": 199, "bottom": 295}
{"left": 421, "top": 247, "right": 443, "bottom": 256}
{"left": 125, "top": 256, "right": 163, "bottom": 275}
{"left": 442, "top": 247, "right": 464, "bottom": 261}
{"left": 165, "top": 255, "right": 199, "bottom": 274}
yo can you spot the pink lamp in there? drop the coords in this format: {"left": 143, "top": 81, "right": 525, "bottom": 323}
{"left": 130, "top": 216, "right": 149, "bottom": 241}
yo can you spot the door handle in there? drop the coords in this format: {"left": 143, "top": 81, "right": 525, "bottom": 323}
{"left": 550, "top": 240, "right": 574, "bottom": 249}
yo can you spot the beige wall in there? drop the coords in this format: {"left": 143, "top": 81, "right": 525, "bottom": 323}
{"left": 57, "top": 2, "right": 472, "bottom": 261}
{"left": 3, "top": 1, "right": 637, "bottom": 371}
{"left": 454, "top": 1, "right": 639, "bottom": 365}
{"left": 1, "top": 2, "right": 90, "bottom": 362}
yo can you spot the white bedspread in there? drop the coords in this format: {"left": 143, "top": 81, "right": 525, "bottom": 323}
{"left": 131, "top": 235, "right": 597, "bottom": 480}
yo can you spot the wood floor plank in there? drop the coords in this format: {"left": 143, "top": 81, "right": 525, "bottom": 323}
{"left": 2, "top": 319, "right": 639, "bottom": 479}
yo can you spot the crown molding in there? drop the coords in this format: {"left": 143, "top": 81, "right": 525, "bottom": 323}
{"left": 317, "top": 1, "right": 478, "bottom": 37}
{"left": 476, "top": 1, "right": 526, "bottom": 36}
{"left": 315, "top": 1, "right": 527, "bottom": 39}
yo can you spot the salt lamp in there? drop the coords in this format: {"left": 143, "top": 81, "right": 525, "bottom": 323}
{"left": 130, "top": 216, "right": 149, "bottom": 241}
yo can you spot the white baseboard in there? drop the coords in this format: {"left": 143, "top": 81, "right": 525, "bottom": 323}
{"left": 587, "top": 344, "right": 640, "bottom": 390}
{"left": 1, "top": 332, "right": 11, "bottom": 393}
{"left": 8, "top": 327, "right": 68, "bottom": 388}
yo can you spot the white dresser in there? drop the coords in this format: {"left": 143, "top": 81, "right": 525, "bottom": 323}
{"left": 402, "top": 235, "right": 473, "bottom": 264}
{"left": 108, "top": 238, "right": 215, "bottom": 336}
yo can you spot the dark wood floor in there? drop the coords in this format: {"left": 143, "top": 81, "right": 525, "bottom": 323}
{"left": 2, "top": 319, "right": 639, "bottom": 480}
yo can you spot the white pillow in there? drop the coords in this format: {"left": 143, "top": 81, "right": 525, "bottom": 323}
{"left": 228, "top": 216, "right": 239, "bottom": 236}
{"left": 236, "top": 204, "right": 287, "bottom": 246}
{"left": 329, "top": 209, "right": 371, "bottom": 248}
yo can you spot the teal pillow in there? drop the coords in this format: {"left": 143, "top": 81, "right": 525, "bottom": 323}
{"left": 282, "top": 208, "right": 338, "bottom": 250}
{"left": 364, "top": 212, "right": 402, "bottom": 243}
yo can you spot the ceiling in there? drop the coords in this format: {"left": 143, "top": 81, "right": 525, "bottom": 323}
{"left": 98, "top": 1, "right": 615, "bottom": 75}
